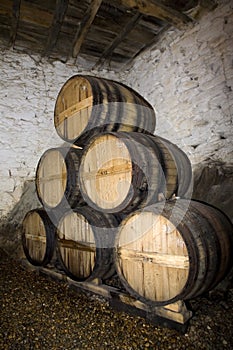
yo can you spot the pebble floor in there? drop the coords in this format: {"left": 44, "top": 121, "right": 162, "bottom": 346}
{"left": 0, "top": 250, "right": 233, "bottom": 350}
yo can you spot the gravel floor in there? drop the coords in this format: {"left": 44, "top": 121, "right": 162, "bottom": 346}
{"left": 0, "top": 249, "right": 233, "bottom": 350}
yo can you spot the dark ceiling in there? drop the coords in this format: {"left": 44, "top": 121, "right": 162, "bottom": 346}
{"left": 0, "top": 0, "right": 217, "bottom": 70}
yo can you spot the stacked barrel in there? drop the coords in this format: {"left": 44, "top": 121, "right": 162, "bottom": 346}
{"left": 22, "top": 75, "right": 233, "bottom": 306}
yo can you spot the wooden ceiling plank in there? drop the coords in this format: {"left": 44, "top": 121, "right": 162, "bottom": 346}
{"left": 113, "top": 0, "right": 192, "bottom": 28}
{"left": 94, "top": 12, "right": 142, "bottom": 68}
{"left": 72, "top": 0, "right": 103, "bottom": 58}
{"left": 45, "top": 0, "right": 69, "bottom": 54}
{"left": 9, "top": 0, "right": 21, "bottom": 46}
{"left": 125, "top": 23, "right": 170, "bottom": 66}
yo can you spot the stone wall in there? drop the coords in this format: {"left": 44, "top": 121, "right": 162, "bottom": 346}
{"left": 117, "top": 0, "right": 233, "bottom": 222}
{"left": 0, "top": 51, "right": 117, "bottom": 254}
{"left": 0, "top": 0, "right": 232, "bottom": 255}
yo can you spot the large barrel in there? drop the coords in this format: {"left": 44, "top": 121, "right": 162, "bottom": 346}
{"left": 54, "top": 75, "right": 156, "bottom": 146}
{"left": 35, "top": 146, "right": 84, "bottom": 210}
{"left": 78, "top": 132, "right": 192, "bottom": 214}
{"left": 56, "top": 206, "right": 119, "bottom": 281}
{"left": 114, "top": 199, "right": 233, "bottom": 306}
{"left": 22, "top": 208, "right": 56, "bottom": 266}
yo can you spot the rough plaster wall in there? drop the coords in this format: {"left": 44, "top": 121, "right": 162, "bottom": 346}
{"left": 0, "top": 51, "right": 117, "bottom": 253}
{"left": 1, "top": 0, "right": 233, "bottom": 255}
{"left": 117, "top": 0, "right": 233, "bottom": 222}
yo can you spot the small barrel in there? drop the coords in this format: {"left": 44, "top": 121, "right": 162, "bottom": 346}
{"left": 56, "top": 206, "right": 119, "bottom": 281}
{"left": 22, "top": 208, "right": 56, "bottom": 266}
{"left": 54, "top": 75, "right": 156, "bottom": 146}
{"left": 114, "top": 199, "right": 233, "bottom": 306}
{"left": 35, "top": 146, "right": 84, "bottom": 210}
{"left": 78, "top": 132, "right": 192, "bottom": 214}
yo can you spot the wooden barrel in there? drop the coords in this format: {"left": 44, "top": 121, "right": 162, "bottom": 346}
{"left": 56, "top": 206, "right": 119, "bottom": 281}
{"left": 115, "top": 199, "right": 233, "bottom": 306}
{"left": 54, "top": 75, "right": 156, "bottom": 146}
{"left": 78, "top": 132, "right": 192, "bottom": 214}
{"left": 22, "top": 208, "right": 56, "bottom": 266}
{"left": 35, "top": 146, "right": 84, "bottom": 209}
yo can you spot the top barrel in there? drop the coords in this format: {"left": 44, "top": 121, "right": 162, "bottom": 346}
{"left": 54, "top": 75, "right": 156, "bottom": 146}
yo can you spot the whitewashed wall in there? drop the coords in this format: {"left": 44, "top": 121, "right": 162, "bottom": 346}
{"left": 0, "top": 52, "right": 117, "bottom": 219}
{"left": 117, "top": 0, "right": 233, "bottom": 169}
{"left": 116, "top": 0, "right": 233, "bottom": 223}
{"left": 0, "top": 0, "right": 232, "bottom": 254}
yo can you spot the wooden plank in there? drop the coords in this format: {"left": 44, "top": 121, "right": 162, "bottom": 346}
{"left": 45, "top": 0, "right": 69, "bottom": 54}
{"left": 0, "top": 0, "right": 54, "bottom": 27}
{"left": 94, "top": 12, "right": 142, "bottom": 68}
{"left": 58, "top": 239, "right": 96, "bottom": 252}
{"left": 112, "top": 0, "right": 192, "bottom": 29}
{"left": 9, "top": 0, "right": 21, "bottom": 46}
{"left": 38, "top": 172, "right": 67, "bottom": 184}
{"left": 163, "top": 300, "right": 185, "bottom": 313}
{"left": 72, "top": 0, "right": 103, "bottom": 58}
{"left": 20, "top": 259, "right": 192, "bottom": 330}
{"left": 67, "top": 277, "right": 112, "bottom": 299}
{"left": 81, "top": 134, "right": 133, "bottom": 210}
{"left": 0, "top": 0, "right": 13, "bottom": 16}
{"left": 56, "top": 96, "right": 93, "bottom": 122}
{"left": 125, "top": 23, "right": 170, "bottom": 66}
{"left": 119, "top": 248, "right": 189, "bottom": 269}
{"left": 155, "top": 302, "right": 192, "bottom": 324}
{"left": 37, "top": 149, "right": 67, "bottom": 207}
{"left": 83, "top": 161, "right": 132, "bottom": 180}
{"left": 25, "top": 234, "right": 47, "bottom": 243}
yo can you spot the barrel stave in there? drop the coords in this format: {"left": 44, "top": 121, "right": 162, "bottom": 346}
{"left": 115, "top": 199, "right": 233, "bottom": 306}
{"left": 79, "top": 132, "right": 192, "bottom": 214}
{"left": 56, "top": 206, "right": 119, "bottom": 281}
{"left": 54, "top": 75, "right": 156, "bottom": 145}
{"left": 22, "top": 208, "right": 56, "bottom": 266}
{"left": 36, "top": 147, "right": 84, "bottom": 210}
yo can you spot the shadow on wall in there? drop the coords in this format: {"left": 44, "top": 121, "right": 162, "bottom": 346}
{"left": 0, "top": 180, "right": 40, "bottom": 258}
{"left": 192, "top": 163, "right": 233, "bottom": 224}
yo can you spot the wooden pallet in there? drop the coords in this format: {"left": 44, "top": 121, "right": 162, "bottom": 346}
{"left": 21, "top": 259, "right": 192, "bottom": 333}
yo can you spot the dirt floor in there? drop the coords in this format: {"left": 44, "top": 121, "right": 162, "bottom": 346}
{"left": 0, "top": 249, "right": 233, "bottom": 350}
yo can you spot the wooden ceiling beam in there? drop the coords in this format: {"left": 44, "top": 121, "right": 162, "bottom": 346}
{"left": 113, "top": 0, "right": 192, "bottom": 29}
{"left": 94, "top": 12, "right": 142, "bottom": 69}
{"left": 9, "top": 0, "right": 21, "bottom": 46}
{"left": 45, "top": 0, "right": 69, "bottom": 55}
{"left": 72, "top": 0, "right": 103, "bottom": 58}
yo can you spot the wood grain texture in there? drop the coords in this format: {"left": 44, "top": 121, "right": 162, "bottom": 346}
{"left": 114, "top": 0, "right": 192, "bottom": 28}
{"left": 72, "top": 0, "right": 103, "bottom": 57}
{"left": 56, "top": 206, "right": 118, "bottom": 281}
{"left": 0, "top": 0, "right": 216, "bottom": 68}
{"left": 36, "top": 149, "right": 67, "bottom": 208}
{"left": 79, "top": 132, "right": 192, "bottom": 213}
{"left": 22, "top": 209, "right": 56, "bottom": 266}
{"left": 80, "top": 134, "right": 133, "bottom": 210}
{"left": 57, "top": 211, "right": 96, "bottom": 280}
{"left": 35, "top": 147, "right": 84, "bottom": 209}
{"left": 45, "top": 0, "right": 69, "bottom": 54}
{"left": 54, "top": 75, "right": 156, "bottom": 144}
{"left": 94, "top": 12, "right": 142, "bottom": 68}
{"left": 117, "top": 211, "right": 189, "bottom": 302}
{"left": 9, "top": 0, "right": 21, "bottom": 46}
{"left": 115, "top": 199, "right": 233, "bottom": 306}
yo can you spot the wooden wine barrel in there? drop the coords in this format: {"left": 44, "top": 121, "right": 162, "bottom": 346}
{"left": 36, "top": 146, "right": 84, "bottom": 209}
{"left": 115, "top": 199, "right": 233, "bottom": 306}
{"left": 78, "top": 132, "right": 192, "bottom": 214}
{"left": 54, "top": 75, "right": 156, "bottom": 146}
{"left": 22, "top": 208, "right": 56, "bottom": 266}
{"left": 56, "top": 206, "right": 119, "bottom": 281}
